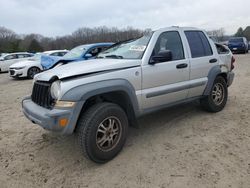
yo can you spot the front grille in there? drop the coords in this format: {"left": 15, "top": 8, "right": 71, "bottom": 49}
{"left": 9, "top": 70, "right": 15, "bottom": 75}
{"left": 31, "top": 81, "right": 53, "bottom": 108}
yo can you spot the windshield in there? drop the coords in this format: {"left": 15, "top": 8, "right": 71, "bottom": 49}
{"left": 63, "top": 45, "right": 88, "bottom": 59}
{"left": 229, "top": 38, "right": 243, "bottom": 43}
{"left": 97, "top": 33, "right": 153, "bottom": 59}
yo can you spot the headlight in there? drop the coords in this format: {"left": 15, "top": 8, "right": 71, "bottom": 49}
{"left": 13, "top": 66, "right": 26, "bottom": 70}
{"left": 50, "top": 80, "right": 61, "bottom": 100}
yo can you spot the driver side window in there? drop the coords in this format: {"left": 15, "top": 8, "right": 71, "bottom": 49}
{"left": 88, "top": 47, "right": 101, "bottom": 57}
{"left": 153, "top": 31, "right": 185, "bottom": 61}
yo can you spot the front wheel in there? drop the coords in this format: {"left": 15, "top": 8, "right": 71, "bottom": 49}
{"left": 27, "top": 67, "right": 40, "bottom": 79}
{"left": 200, "top": 76, "right": 228, "bottom": 112}
{"left": 76, "top": 103, "right": 128, "bottom": 163}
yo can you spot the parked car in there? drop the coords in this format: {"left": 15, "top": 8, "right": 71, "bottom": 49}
{"left": 0, "top": 52, "right": 34, "bottom": 72}
{"left": 9, "top": 50, "right": 68, "bottom": 79}
{"left": 228, "top": 37, "right": 248, "bottom": 53}
{"left": 41, "top": 43, "right": 114, "bottom": 70}
{"left": 22, "top": 27, "right": 235, "bottom": 163}
{"left": 0, "top": 53, "right": 8, "bottom": 57}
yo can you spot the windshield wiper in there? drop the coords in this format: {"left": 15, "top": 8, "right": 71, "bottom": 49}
{"left": 105, "top": 55, "right": 124, "bottom": 59}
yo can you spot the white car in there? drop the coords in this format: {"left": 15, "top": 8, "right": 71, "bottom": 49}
{"left": 0, "top": 52, "right": 34, "bottom": 72}
{"left": 9, "top": 50, "right": 68, "bottom": 79}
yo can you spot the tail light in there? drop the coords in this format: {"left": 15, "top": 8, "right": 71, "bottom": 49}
{"left": 231, "top": 56, "right": 235, "bottom": 70}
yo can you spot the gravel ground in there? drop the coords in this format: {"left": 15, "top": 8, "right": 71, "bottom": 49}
{"left": 0, "top": 54, "right": 250, "bottom": 188}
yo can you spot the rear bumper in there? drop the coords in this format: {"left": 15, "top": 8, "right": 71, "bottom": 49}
{"left": 22, "top": 96, "right": 84, "bottom": 134}
{"left": 227, "top": 72, "right": 234, "bottom": 87}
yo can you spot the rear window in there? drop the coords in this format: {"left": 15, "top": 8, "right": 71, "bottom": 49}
{"left": 185, "top": 31, "right": 213, "bottom": 58}
{"left": 215, "top": 43, "right": 230, "bottom": 54}
{"left": 229, "top": 38, "right": 243, "bottom": 43}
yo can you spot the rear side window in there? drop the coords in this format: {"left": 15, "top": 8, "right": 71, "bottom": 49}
{"left": 50, "top": 52, "right": 59, "bottom": 56}
{"left": 185, "top": 31, "right": 213, "bottom": 58}
{"left": 17, "top": 54, "right": 26, "bottom": 58}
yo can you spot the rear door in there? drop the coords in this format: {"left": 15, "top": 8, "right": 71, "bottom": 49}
{"left": 184, "top": 30, "right": 218, "bottom": 98}
{"left": 142, "top": 31, "right": 190, "bottom": 109}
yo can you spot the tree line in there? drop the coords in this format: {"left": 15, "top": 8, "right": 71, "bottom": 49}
{"left": 0, "top": 26, "right": 148, "bottom": 53}
{"left": 234, "top": 26, "right": 250, "bottom": 40}
{"left": 1, "top": 25, "right": 248, "bottom": 53}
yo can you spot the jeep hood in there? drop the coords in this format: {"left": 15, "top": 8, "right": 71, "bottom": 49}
{"left": 35, "top": 59, "right": 141, "bottom": 81}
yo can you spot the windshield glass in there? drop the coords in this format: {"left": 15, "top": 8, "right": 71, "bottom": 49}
{"left": 63, "top": 45, "right": 88, "bottom": 59}
{"left": 229, "top": 38, "right": 243, "bottom": 43}
{"left": 97, "top": 33, "right": 153, "bottom": 59}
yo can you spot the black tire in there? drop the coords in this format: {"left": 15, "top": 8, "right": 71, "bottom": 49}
{"left": 200, "top": 76, "right": 228, "bottom": 112}
{"left": 76, "top": 102, "right": 128, "bottom": 163}
{"left": 27, "top": 67, "right": 40, "bottom": 79}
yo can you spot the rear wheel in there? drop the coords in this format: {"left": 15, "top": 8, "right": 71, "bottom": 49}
{"left": 200, "top": 76, "right": 228, "bottom": 112}
{"left": 76, "top": 103, "right": 128, "bottom": 163}
{"left": 27, "top": 67, "right": 40, "bottom": 79}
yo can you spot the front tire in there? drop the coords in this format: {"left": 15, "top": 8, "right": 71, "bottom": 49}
{"left": 200, "top": 76, "right": 228, "bottom": 112}
{"left": 27, "top": 67, "right": 40, "bottom": 79}
{"left": 77, "top": 103, "right": 128, "bottom": 163}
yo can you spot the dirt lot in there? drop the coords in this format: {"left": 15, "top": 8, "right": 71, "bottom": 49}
{"left": 0, "top": 54, "right": 250, "bottom": 188}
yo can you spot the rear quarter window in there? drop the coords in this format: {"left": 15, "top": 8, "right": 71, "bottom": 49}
{"left": 215, "top": 43, "right": 230, "bottom": 54}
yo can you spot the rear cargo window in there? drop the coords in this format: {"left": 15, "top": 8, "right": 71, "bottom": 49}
{"left": 215, "top": 43, "right": 230, "bottom": 54}
{"left": 185, "top": 31, "right": 213, "bottom": 58}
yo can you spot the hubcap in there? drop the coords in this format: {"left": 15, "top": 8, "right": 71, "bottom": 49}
{"left": 29, "top": 68, "right": 39, "bottom": 78}
{"left": 212, "top": 83, "right": 224, "bottom": 105}
{"left": 96, "top": 116, "right": 122, "bottom": 152}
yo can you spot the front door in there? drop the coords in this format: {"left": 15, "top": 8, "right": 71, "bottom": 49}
{"left": 141, "top": 31, "right": 190, "bottom": 110}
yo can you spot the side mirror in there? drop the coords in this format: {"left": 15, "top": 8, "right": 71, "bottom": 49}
{"left": 149, "top": 50, "right": 172, "bottom": 64}
{"left": 85, "top": 53, "right": 93, "bottom": 59}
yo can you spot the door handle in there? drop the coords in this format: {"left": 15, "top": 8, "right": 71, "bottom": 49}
{"left": 176, "top": 63, "right": 188, "bottom": 69}
{"left": 209, "top": 58, "right": 218, "bottom": 63}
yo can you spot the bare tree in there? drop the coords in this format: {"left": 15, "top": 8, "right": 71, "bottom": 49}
{"left": 207, "top": 28, "right": 225, "bottom": 42}
{"left": 0, "top": 26, "right": 147, "bottom": 52}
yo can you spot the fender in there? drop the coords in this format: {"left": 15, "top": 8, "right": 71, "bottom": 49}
{"left": 61, "top": 79, "right": 140, "bottom": 117}
{"left": 203, "top": 65, "right": 222, "bottom": 95}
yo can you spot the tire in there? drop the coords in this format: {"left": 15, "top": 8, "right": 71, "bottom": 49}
{"left": 27, "top": 67, "right": 40, "bottom": 79}
{"left": 76, "top": 102, "right": 128, "bottom": 163}
{"left": 200, "top": 76, "right": 228, "bottom": 112}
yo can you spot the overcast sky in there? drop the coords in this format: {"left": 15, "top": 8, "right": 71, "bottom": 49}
{"left": 1, "top": 0, "right": 250, "bottom": 37}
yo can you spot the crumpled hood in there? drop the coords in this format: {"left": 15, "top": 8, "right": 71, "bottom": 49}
{"left": 10, "top": 60, "right": 36, "bottom": 68}
{"left": 41, "top": 55, "right": 62, "bottom": 69}
{"left": 35, "top": 59, "right": 141, "bottom": 81}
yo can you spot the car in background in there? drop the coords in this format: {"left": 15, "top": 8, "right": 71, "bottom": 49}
{"left": 0, "top": 53, "right": 8, "bottom": 57}
{"left": 9, "top": 50, "right": 68, "bottom": 79}
{"left": 0, "top": 52, "right": 34, "bottom": 72}
{"left": 41, "top": 43, "right": 114, "bottom": 70}
{"left": 228, "top": 37, "right": 248, "bottom": 54}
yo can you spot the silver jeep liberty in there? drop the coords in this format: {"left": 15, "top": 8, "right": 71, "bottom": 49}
{"left": 22, "top": 27, "right": 235, "bottom": 163}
